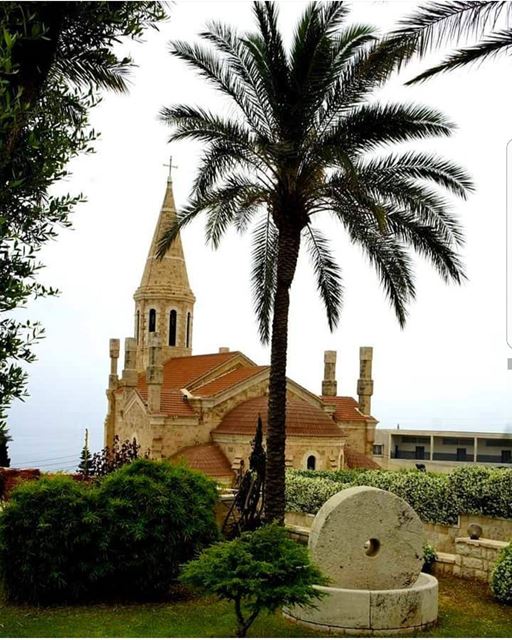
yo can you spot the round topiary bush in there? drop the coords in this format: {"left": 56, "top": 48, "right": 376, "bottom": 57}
{"left": 491, "top": 542, "right": 512, "bottom": 604}
{"left": 0, "top": 475, "right": 102, "bottom": 604}
{"left": 96, "top": 458, "right": 219, "bottom": 599}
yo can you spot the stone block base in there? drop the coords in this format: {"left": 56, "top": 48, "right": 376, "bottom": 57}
{"left": 284, "top": 573, "right": 438, "bottom": 636}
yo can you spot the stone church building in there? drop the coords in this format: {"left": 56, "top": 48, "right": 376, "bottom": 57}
{"left": 104, "top": 171, "right": 379, "bottom": 484}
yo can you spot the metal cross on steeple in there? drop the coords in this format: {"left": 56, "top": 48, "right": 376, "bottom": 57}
{"left": 163, "top": 155, "right": 178, "bottom": 182}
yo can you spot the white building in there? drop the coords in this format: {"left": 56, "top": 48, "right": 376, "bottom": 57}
{"left": 373, "top": 428, "right": 512, "bottom": 472}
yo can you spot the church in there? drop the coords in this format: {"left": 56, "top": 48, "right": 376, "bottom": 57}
{"left": 104, "top": 170, "right": 379, "bottom": 485}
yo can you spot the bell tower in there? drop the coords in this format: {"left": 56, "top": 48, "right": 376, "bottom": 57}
{"left": 133, "top": 162, "right": 195, "bottom": 369}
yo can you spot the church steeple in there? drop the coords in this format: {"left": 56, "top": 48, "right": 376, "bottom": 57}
{"left": 133, "top": 163, "right": 195, "bottom": 369}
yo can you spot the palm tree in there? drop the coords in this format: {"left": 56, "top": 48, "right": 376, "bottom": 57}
{"left": 158, "top": 1, "right": 473, "bottom": 523}
{"left": 391, "top": 1, "right": 512, "bottom": 84}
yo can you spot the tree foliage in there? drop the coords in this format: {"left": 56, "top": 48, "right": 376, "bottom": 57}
{"left": 391, "top": 1, "right": 512, "bottom": 83}
{"left": 0, "top": 459, "right": 218, "bottom": 604}
{"left": 0, "top": 2, "right": 167, "bottom": 432}
{"left": 88, "top": 435, "right": 147, "bottom": 477}
{"left": 181, "top": 523, "right": 325, "bottom": 637}
{"left": 491, "top": 542, "right": 512, "bottom": 604}
{"left": 0, "top": 424, "right": 12, "bottom": 467}
{"left": 158, "top": 1, "right": 472, "bottom": 523}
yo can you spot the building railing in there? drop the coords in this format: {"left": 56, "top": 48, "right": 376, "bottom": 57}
{"left": 432, "top": 452, "right": 472, "bottom": 462}
{"left": 391, "top": 450, "right": 430, "bottom": 460}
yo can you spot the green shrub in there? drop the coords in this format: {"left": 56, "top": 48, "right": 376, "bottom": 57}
{"left": 285, "top": 472, "right": 348, "bottom": 514}
{"left": 181, "top": 524, "right": 326, "bottom": 637}
{"left": 422, "top": 543, "right": 437, "bottom": 573}
{"left": 97, "top": 459, "right": 219, "bottom": 599}
{"left": 285, "top": 466, "right": 512, "bottom": 525}
{"left": 491, "top": 542, "right": 512, "bottom": 604}
{"left": 0, "top": 459, "right": 219, "bottom": 604}
{"left": 0, "top": 476, "right": 103, "bottom": 604}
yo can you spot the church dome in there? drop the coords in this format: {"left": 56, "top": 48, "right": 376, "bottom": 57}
{"left": 214, "top": 395, "right": 343, "bottom": 438}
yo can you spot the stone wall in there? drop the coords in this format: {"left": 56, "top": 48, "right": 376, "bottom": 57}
{"left": 454, "top": 537, "right": 507, "bottom": 582}
{"left": 424, "top": 514, "right": 512, "bottom": 553}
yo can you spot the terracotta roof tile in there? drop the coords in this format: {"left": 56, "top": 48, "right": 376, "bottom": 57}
{"left": 138, "top": 351, "right": 237, "bottom": 393}
{"left": 171, "top": 443, "right": 234, "bottom": 480}
{"left": 321, "top": 396, "right": 374, "bottom": 422}
{"left": 345, "top": 446, "right": 380, "bottom": 470}
{"left": 214, "top": 396, "right": 343, "bottom": 438}
{"left": 194, "top": 366, "right": 268, "bottom": 397}
{"left": 136, "top": 388, "right": 195, "bottom": 416}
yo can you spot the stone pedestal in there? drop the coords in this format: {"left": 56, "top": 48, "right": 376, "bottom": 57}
{"left": 284, "top": 486, "right": 439, "bottom": 636}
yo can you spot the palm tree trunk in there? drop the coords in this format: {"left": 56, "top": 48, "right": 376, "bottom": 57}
{"left": 264, "top": 228, "right": 301, "bottom": 524}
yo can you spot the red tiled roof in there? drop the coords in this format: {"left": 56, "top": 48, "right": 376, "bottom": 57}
{"left": 136, "top": 388, "right": 195, "bottom": 416}
{"left": 345, "top": 446, "right": 380, "bottom": 470}
{"left": 136, "top": 352, "right": 242, "bottom": 415}
{"left": 194, "top": 366, "right": 268, "bottom": 397}
{"left": 321, "top": 396, "right": 373, "bottom": 422}
{"left": 171, "top": 443, "right": 234, "bottom": 480}
{"left": 214, "top": 396, "right": 343, "bottom": 438}
{"left": 138, "top": 351, "right": 237, "bottom": 393}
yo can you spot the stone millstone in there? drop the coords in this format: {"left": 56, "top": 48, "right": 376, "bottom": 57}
{"left": 309, "top": 486, "right": 424, "bottom": 590}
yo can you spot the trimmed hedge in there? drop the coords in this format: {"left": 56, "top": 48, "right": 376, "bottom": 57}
{"left": 0, "top": 460, "right": 218, "bottom": 604}
{"left": 286, "top": 466, "right": 512, "bottom": 525}
{"left": 491, "top": 542, "right": 512, "bottom": 604}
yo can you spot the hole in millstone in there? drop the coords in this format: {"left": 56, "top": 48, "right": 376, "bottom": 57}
{"left": 364, "top": 538, "right": 380, "bottom": 557}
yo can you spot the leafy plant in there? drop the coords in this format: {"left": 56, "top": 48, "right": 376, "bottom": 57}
{"left": 423, "top": 543, "right": 437, "bottom": 573}
{"left": 285, "top": 466, "right": 512, "bottom": 524}
{"left": 0, "top": 475, "right": 102, "bottom": 604}
{"left": 181, "top": 523, "right": 326, "bottom": 637}
{"left": 89, "top": 435, "right": 146, "bottom": 477}
{"left": 0, "top": 424, "right": 11, "bottom": 467}
{"left": 96, "top": 459, "right": 219, "bottom": 599}
{"left": 0, "top": 2, "right": 167, "bottom": 433}
{"left": 491, "top": 542, "right": 512, "bottom": 604}
{"left": 0, "top": 459, "right": 219, "bottom": 604}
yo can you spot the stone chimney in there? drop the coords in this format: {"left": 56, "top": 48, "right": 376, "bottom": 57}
{"left": 108, "top": 339, "right": 120, "bottom": 389}
{"left": 357, "top": 346, "right": 374, "bottom": 416}
{"left": 322, "top": 350, "right": 337, "bottom": 396}
{"left": 219, "top": 347, "right": 230, "bottom": 353}
{"left": 146, "top": 333, "right": 163, "bottom": 413}
{"left": 122, "top": 337, "right": 138, "bottom": 387}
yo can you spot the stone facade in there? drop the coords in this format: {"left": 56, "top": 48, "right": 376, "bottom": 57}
{"left": 104, "top": 172, "right": 379, "bottom": 483}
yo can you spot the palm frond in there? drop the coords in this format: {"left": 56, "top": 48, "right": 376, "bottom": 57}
{"left": 336, "top": 206, "right": 415, "bottom": 327}
{"left": 169, "top": 39, "right": 268, "bottom": 136}
{"left": 303, "top": 225, "right": 343, "bottom": 330}
{"left": 318, "top": 103, "right": 454, "bottom": 155}
{"left": 393, "top": 1, "right": 511, "bottom": 58}
{"left": 386, "top": 209, "right": 466, "bottom": 283}
{"left": 201, "top": 20, "right": 277, "bottom": 138}
{"left": 358, "top": 151, "right": 474, "bottom": 199}
{"left": 251, "top": 212, "right": 279, "bottom": 343}
{"left": 407, "top": 27, "right": 512, "bottom": 83}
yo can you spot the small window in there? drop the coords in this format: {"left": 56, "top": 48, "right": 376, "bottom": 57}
{"left": 186, "top": 312, "right": 191, "bottom": 348}
{"left": 169, "top": 310, "right": 177, "bottom": 346}
{"left": 307, "top": 455, "right": 316, "bottom": 471}
{"left": 149, "top": 308, "right": 156, "bottom": 333}
{"left": 373, "top": 444, "right": 383, "bottom": 456}
{"left": 135, "top": 310, "right": 140, "bottom": 344}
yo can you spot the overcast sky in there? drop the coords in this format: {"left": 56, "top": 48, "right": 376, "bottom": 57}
{"left": 7, "top": 1, "right": 512, "bottom": 470}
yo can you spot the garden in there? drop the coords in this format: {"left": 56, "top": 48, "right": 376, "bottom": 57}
{"left": 0, "top": 460, "right": 511, "bottom": 637}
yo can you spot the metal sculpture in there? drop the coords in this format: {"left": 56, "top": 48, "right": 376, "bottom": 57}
{"left": 222, "top": 415, "right": 266, "bottom": 538}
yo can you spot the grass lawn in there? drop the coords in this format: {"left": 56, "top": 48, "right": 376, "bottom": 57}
{"left": 0, "top": 575, "right": 510, "bottom": 637}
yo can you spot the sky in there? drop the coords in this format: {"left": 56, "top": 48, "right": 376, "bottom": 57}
{"left": 7, "top": 0, "right": 512, "bottom": 470}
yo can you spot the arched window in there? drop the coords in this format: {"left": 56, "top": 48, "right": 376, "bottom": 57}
{"left": 169, "top": 310, "right": 177, "bottom": 346}
{"left": 135, "top": 310, "right": 140, "bottom": 344}
{"left": 149, "top": 308, "right": 156, "bottom": 333}
{"left": 186, "top": 312, "right": 191, "bottom": 348}
{"left": 307, "top": 455, "right": 316, "bottom": 471}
